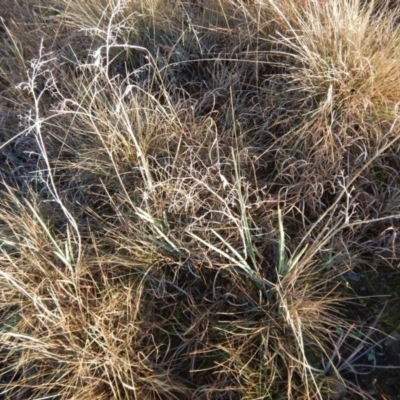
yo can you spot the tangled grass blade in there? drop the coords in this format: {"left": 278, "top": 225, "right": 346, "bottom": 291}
{"left": 1, "top": 0, "right": 400, "bottom": 398}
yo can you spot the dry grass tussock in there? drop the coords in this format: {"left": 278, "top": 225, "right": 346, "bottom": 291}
{"left": 1, "top": 0, "right": 400, "bottom": 398}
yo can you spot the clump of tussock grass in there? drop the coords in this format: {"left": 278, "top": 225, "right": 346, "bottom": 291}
{"left": 250, "top": 0, "right": 400, "bottom": 215}
{"left": 1, "top": 0, "right": 400, "bottom": 399}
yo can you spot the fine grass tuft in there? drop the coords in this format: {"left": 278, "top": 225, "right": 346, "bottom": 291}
{"left": 1, "top": 0, "right": 400, "bottom": 399}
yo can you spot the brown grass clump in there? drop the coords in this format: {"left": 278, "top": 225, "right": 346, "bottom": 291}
{"left": 1, "top": 0, "right": 400, "bottom": 399}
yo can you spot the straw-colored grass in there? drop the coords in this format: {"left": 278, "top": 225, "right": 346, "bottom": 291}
{"left": 1, "top": 0, "right": 400, "bottom": 399}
